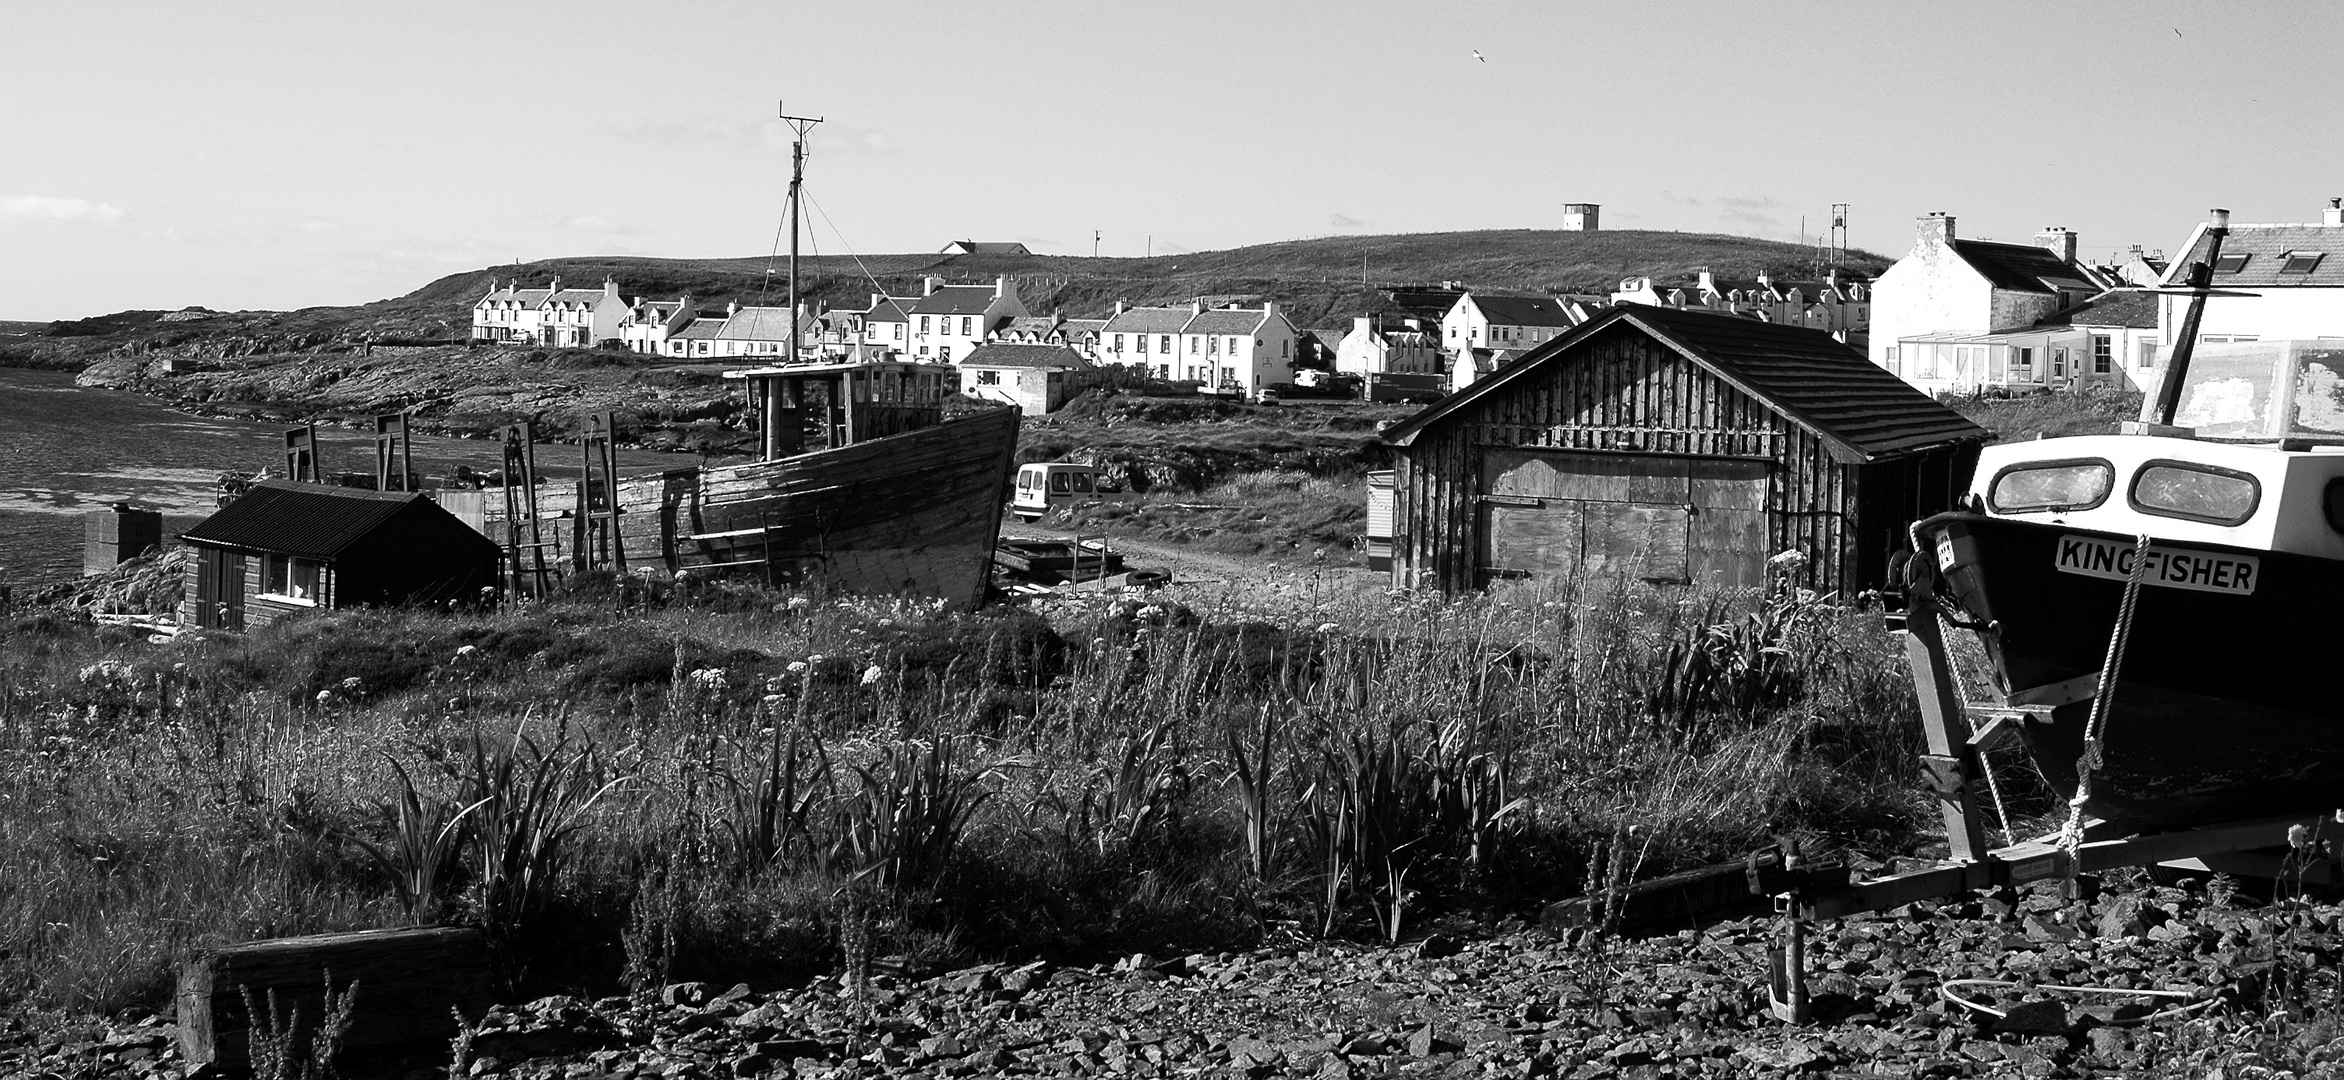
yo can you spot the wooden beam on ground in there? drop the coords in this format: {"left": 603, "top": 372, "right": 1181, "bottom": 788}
{"left": 177, "top": 926, "right": 492, "bottom": 1073}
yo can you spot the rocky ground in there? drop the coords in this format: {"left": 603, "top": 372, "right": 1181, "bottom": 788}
{"left": 10, "top": 875, "right": 2344, "bottom": 1079}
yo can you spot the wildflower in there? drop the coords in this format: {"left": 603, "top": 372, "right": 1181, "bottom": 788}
{"left": 2291, "top": 823, "right": 2312, "bottom": 851}
{"left": 454, "top": 645, "right": 480, "bottom": 659}
{"left": 761, "top": 694, "right": 785, "bottom": 709}
{"left": 788, "top": 596, "right": 812, "bottom": 612}
{"left": 807, "top": 654, "right": 826, "bottom": 665}
{"left": 340, "top": 677, "right": 363, "bottom": 692}
{"left": 689, "top": 668, "right": 728, "bottom": 690}
{"left": 1316, "top": 622, "right": 1342, "bottom": 634}
{"left": 786, "top": 661, "right": 808, "bottom": 675}
{"left": 1138, "top": 604, "right": 1164, "bottom": 620}
{"left": 316, "top": 690, "right": 335, "bottom": 704}
{"left": 861, "top": 664, "right": 884, "bottom": 686}
{"left": 1768, "top": 550, "right": 1806, "bottom": 569}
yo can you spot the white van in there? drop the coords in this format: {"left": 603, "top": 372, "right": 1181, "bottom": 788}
{"left": 1012, "top": 463, "right": 1133, "bottom": 521}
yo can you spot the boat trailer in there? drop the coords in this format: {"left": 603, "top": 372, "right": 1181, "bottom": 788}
{"left": 1542, "top": 557, "right": 2339, "bottom": 1022}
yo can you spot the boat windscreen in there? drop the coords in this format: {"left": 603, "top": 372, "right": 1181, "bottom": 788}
{"left": 2130, "top": 461, "right": 2260, "bottom": 525}
{"left": 1989, "top": 459, "right": 2112, "bottom": 513}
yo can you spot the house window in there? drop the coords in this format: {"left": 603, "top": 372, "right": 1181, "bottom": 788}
{"left": 260, "top": 554, "right": 321, "bottom": 605}
{"left": 976, "top": 370, "right": 1001, "bottom": 386}
{"left": 2140, "top": 342, "right": 2160, "bottom": 369}
{"left": 1135, "top": 335, "right": 1147, "bottom": 354}
{"left": 1229, "top": 337, "right": 1242, "bottom": 354}
{"left": 2092, "top": 335, "right": 2112, "bottom": 374}
{"left": 2052, "top": 348, "right": 2067, "bottom": 377}
{"left": 939, "top": 346, "right": 952, "bottom": 362}
{"left": 2014, "top": 346, "right": 2033, "bottom": 371}
{"left": 2215, "top": 254, "right": 2251, "bottom": 274}
{"left": 2281, "top": 251, "right": 2325, "bottom": 274}
{"left": 960, "top": 316, "right": 973, "bottom": 335}
{"left": 1159, "top": 335, "right": 1171, "bottom": 353}
{"left": 1207, "top": 336, "right": 1219, "bottom": 355}
{"left": 920, "top": 316, "right": 931, "bottom": 334}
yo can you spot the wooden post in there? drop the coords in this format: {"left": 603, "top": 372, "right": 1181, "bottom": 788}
{"left": 1904, "top": 563, "right": 1991, "bottom": 863}
{"left": 374, "top": 413, "right": 412, "bottom": 492}
{"left": 282, "top": 424, "right": 319, "bottom": 483}
{"left": 176, "top": 926, "right": 491, "bottom": 1073}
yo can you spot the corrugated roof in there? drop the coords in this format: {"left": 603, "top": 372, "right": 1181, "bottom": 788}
{"left": 1470, "top": 294, "right": 1577, "bottom": 327}
{"left": 182, "top": 481, "right": 430, "bottom": 559}
{"left": 1951, "top": 239, "right": 2101, "bottom": 294}
{"left": 2167, "top": 223, "right": 2344, "bottom": 287}
{"left": 2046, "top": 290, "right": 2159, "bottom": 329}
{"left": 961, "top": 343, "right": 1090, "bottom": 370}
{"left": 911, "top": 285, "right": 1001, "bottom": 316}
{"left": 1101, "top": 307, "right": 1194, "bottom": 335}
{"left": 1183, "top": 308, "right": 1269, "bottom": 335}
{"left": 1383, "top": 306, "right": 1986, "bottom": 463}
{"left": 714, "top": 306, "right": 814, "bottom": 341}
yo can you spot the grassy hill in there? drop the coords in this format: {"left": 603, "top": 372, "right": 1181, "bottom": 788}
{"left": 0, "top": 229, "right": 1888, "bottom": 369}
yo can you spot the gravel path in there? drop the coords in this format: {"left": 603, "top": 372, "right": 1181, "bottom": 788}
{"left": 13, "top": 876, "right": 2342, "bottom": 1078}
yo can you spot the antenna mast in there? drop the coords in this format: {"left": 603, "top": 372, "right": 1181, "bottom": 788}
{"left": 778, "top": 103, "right": 823, "bottom": 368}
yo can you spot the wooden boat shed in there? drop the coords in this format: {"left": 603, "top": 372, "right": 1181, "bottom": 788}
{"left": 180, "top": 481, "right": 502, "bottom": 631}
{"left": 1379, "top": 305, "right": 1987, "bottom": 594}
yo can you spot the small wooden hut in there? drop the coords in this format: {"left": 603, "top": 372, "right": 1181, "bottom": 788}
{"left": 1379, "top": 306, "right": 1986, "bottom": 594}
{"left": 180, "top": 481, "right": 502, "bottom": 631}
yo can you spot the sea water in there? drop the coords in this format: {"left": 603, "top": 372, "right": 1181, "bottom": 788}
{"left": 0, "top": 368, "right": 690, "bottom": 588}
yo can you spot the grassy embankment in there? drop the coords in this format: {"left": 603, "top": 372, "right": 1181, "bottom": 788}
{"left": 0, "top": 563, "right": 1936, "bottom": 1017}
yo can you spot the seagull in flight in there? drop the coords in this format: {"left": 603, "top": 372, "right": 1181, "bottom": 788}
{"left": 1472, "top": 49, "right": 1487, "bottom": 62}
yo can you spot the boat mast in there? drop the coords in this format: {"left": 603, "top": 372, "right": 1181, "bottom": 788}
{"left": 2145, "top": 207, "right": 2231, "bottom": 427}
{"left": 770, "top": 104, "right": 822, "bottom": 460}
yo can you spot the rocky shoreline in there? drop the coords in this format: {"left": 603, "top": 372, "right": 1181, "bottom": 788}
{"left": 11, "top": 875, "right": 2340, "bottom": 1079}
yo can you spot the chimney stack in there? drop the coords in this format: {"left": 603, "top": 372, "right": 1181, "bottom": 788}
{"left": 2326, "top": 197, "right": 2344, "bottom": 227}
{"left": 2036, "top": 227, "right": 2079, "bottom": 264}
{"left": 1917, "top": 213, "right": 1955, "bottom": 248}
{"left": 1263, "top": 300, "right": 1278, "bottom": 319}
{"left": 1114, "top": 300, "right": 1126, "bottom": 315}
{"left": 548, "top": 277, "right": 561, "bottom": 296}
{"left": 923, "top": 276, "right": 942, "bottom": 295}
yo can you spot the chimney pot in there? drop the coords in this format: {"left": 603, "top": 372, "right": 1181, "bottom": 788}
{"left": 2325, "top": 198, "right": 2344, "bottom": 227}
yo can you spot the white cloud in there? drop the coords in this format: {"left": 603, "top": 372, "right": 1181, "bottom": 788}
{"left": 1, "top": 196, "right": 128, "bottom": 224}
{"left": 1328, "top": 213, "right": 1368, "bottom": 228}
{"left": 292, "top": 219, "right": 340, "bottom": 233}
{"left": 608, "top": 117, "right": 755, "bottom": 146}
{"left": 556, "top": 215, "right": 645, "bottom": 235}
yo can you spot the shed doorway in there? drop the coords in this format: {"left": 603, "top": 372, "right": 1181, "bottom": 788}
{"left": 1476, "top": 448, "right": 1768, "bottom": 587}
{"left": 193, "top": 548, "right": 245, "bottom": 630}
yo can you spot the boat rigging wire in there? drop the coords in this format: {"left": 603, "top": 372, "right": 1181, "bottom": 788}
{"left": 2060, "top": 531, "right": 2155, "bottom": 882}
{"left": 803, "top": 189, "right": 894, "bottom": 305}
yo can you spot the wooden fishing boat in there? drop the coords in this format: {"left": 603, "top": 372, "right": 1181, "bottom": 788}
{"left": 1911, "top": 208, "right": 2344, "bottom": 829}
{"left": 1914, "top": 432, "right": 2344, "bottom": 828}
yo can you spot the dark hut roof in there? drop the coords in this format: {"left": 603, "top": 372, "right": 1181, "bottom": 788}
{"left": 181, "top": 481, "right": 442, "bottom": 559}
{"left": 1950, "top": 239, "right": 2101, "bottom": 294}
{"left": 1381, "top": 306, "right": 1987, "bottom": 463}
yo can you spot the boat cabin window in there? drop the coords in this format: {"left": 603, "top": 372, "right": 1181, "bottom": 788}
{"left": 2129, "top": 460, "right": 2260, "bottom": 525}
{"left": 1987, "top": 459, "right": 2112, "bottom": 513}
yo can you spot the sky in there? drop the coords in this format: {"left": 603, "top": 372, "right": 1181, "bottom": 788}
{"left": 3, "top": 1, "right": 2340, "bottom": 321}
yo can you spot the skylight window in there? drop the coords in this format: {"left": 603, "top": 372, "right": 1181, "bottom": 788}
{"left": 2215, "top": 253, "right": 2252, "bottom": 273}
{"left": 2281, "top": 251, "right": 2326, "bottom": 274}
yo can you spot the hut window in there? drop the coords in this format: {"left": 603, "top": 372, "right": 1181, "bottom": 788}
{"left": 2131, "top": 461, "right": 2260, "bottom": 526}
{"left": 259, "top": 555, "right": 322, "bottom": 604}
{"left": 1988, "top": 459, "right": 2113, "bottom": 513}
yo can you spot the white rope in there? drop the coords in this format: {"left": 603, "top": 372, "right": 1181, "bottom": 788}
{"left": 1939, "top": 978, "right": 2216, "bottom": 1026}
{"left": 2060, "top": 532, "right": 2154, "bottom": 875}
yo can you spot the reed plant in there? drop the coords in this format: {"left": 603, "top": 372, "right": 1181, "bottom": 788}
{"left": 0, "top": 562, "right": 1931, "bottom": 1014}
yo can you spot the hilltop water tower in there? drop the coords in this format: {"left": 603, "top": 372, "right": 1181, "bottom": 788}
{"left": 1562, "top": 203, "right": 1600, "bottom": 232}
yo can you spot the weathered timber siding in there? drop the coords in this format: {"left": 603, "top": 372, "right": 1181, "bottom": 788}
{"left": 1393, "top": 323, "right": 1966, "bottom": 595}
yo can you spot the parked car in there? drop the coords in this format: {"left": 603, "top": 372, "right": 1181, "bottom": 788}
{"left": 1011, "top": 462, "right": 1135, "bottom": 521}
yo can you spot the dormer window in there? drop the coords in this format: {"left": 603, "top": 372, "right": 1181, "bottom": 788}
{"left": 2215, "top": 253, "right": 2251, "bottom": 273}
{"left": 2281, "top": 251, "right": 2325, "bottom": 274}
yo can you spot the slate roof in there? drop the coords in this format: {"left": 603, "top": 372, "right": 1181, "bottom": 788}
{"left": 1101, "top": 307, "right": 1194, "bottom": 335}
{"left": 1468, "top": 294, "right": 1577, "bottom": 327}
{"left": 674, "top": 317, "right": 729, "bottom": 339}
{"left": 1184, "top": 308, "right": 1270, "bottom": 335}
{"left": 911, "top": 286, "right": 1002, "bottom": 316}
{"left": 1386, "top": 288, "right": 1467, "bottom": 323}
{"left": 480, "top": 289, "right": 551, "bottom": 307}
{"left": 863, "top": 299, "right": 912, "bottom": 323}
{"left": 944, "top": 241, "right": 1031, "bottom": 256}
{"left": 183, "top": 481, "right": 435, "bottom": 559}
{"left": 2047, "top": 290, "right": 2159, "bottom": 329}
{"left": 1951, "top": 240, "right": 2101, "bottom": 294}
{"left": 542, "top": 288, "right": 609, "bottom": 306}
{"left": 961, "top": 344, "right": 1090, "bottom": 370}
{"left": 1000, "top": 316, "right": 1063, "bottom": 337}
{"left": 2167, "top": 223, "right": 2344, "bottom": 287}
{"left": 1383, "top": 306, "right": 1986, "bottom": 463}
{"left": 715, "top": 307, "right": 814, "bottom": 341}
{"left": 1061, "top": 318, "right": 1106, "bottom": 338}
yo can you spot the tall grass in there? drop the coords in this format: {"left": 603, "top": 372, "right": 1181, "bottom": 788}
{"left": 0, "top": 567, "right": 1927, "bottom": 1013}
